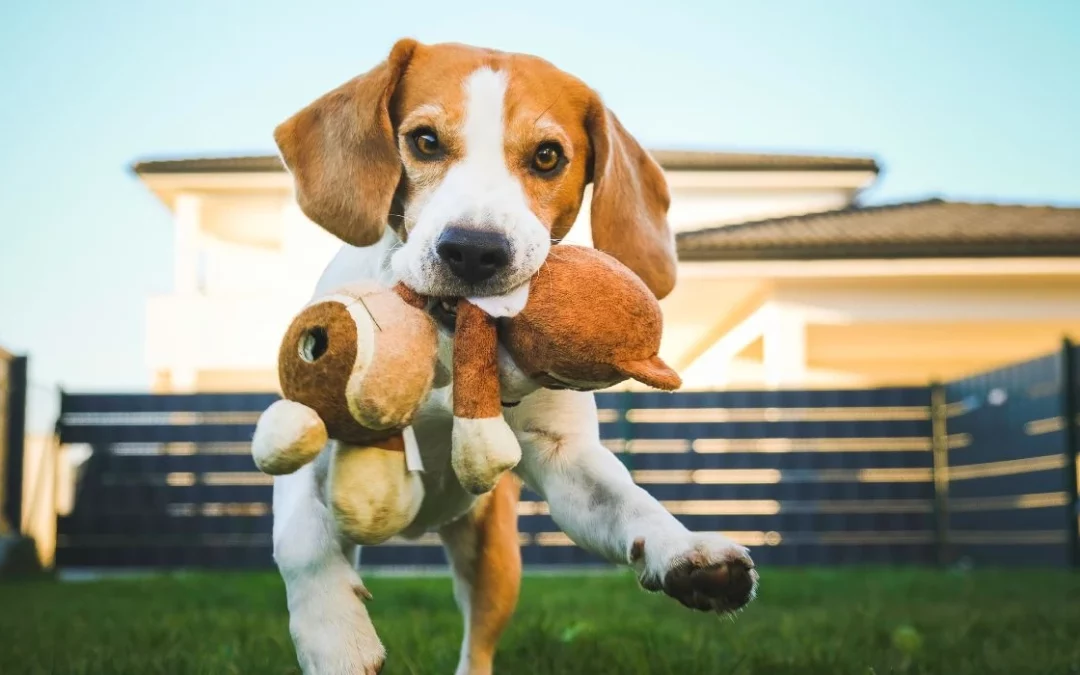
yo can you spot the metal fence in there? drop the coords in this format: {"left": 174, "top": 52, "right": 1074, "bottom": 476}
{"left": 941, "top": 344, "right": 1080, "bottom": 567}
{"left": 52, "top": 344, "right": 1080, "bottom": 570}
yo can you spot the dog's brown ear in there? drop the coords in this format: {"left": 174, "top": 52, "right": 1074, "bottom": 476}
{"left": 274, "top": 39, "right": 418, "bottom": 246}
{"left": 585, "top": 99, "right": 676, "bottom": 299}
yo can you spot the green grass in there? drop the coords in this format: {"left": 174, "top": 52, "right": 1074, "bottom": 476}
{"left": 1, "top": 568, "right": 1078, "bottom": 674}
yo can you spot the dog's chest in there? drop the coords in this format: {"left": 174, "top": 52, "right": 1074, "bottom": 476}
{"left": 400, "top": 387, "right": 479, "bottom": 534}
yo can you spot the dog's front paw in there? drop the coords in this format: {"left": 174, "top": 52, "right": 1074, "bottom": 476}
{"left": 287, "top": 572, "right": 386, "bottom": 674}
{"left": 291, "top": 611, "right": 385, "bottom": 675}
{"left": 630, "top": 532, "right": 758, "bottom": 614}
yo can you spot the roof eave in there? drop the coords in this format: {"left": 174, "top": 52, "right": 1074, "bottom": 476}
{"left": 677, "top": 244, "right": 1080, "bottom": 262}
{"left": 659, "top": 160, "right": 881, "bottom": 174}
{"left": 130, "top": 152, "right": 881, "bottom": 176}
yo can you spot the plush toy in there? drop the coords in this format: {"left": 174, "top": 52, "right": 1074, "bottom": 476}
{"left": 403, "top": 244, "right": 682, "bottom": 495}
{"left": 251, "top": 282, "right": 442, "bottom": 545}
{"left": 251, "top": 244, "right": 682, "bottom": 546}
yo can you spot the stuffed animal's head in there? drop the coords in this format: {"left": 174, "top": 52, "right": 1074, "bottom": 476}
{"left": 278, "top": 283, "right": 440, "bottom": 444}
{"left": 502, "top": 245, "right": 682, "bottom": 392}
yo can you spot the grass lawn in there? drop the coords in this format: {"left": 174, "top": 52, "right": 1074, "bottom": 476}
{"left": 1, "top": 568, "right": 1078, "bottom": 674}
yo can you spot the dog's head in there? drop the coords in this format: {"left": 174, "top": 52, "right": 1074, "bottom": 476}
{"left": 274, "top": 39, "right": 676, "bottom": 300}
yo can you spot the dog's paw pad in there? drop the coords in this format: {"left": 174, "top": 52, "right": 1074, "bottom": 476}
{"left": 663, "top": 553, "right": 757, "bottom": 614}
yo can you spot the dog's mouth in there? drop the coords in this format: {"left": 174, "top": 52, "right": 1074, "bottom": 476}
{"left": 429, "top": 299, "right": 458, "bottom": 331}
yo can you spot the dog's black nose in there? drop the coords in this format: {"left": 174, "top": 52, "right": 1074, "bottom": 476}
{"left": 436, "top": 228, "right": 511, "bottom": 284}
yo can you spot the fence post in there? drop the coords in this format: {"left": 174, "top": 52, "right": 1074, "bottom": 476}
{"left": 1062, "top": 339, "right": 1079, "bottom": 569}
{"left": 2, "top": 356, "right": 28, "bottom": 535}
{"left": 929, "top": 382, "right": 950, "bottom": 566}
{"left": 615, "top": 389, "right": 634, "bottom": 471}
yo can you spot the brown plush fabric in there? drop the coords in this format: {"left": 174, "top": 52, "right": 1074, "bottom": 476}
{"left": 392, "top": 281, "right": 429, "bottom": 310}
{"left": 392, "top": 244, "right": 680, "bottom": 431}
{"left": 502, "top": 245, "right": 681, "bottom": 391}
{"left": 454, "top": 300, "right": 503, "bottom": 419}
{"left": 279, "top": 300, "right": 369, "bottom": 443}
{"left": 278, "top": 283, "right": 438, "bottom": 446}
{"left": 369, "top": 434, "right": 406, "bottom": 453}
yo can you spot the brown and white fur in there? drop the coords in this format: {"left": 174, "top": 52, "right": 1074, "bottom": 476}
{"left": 272, "top": 39, "right": 757, "bottom": 675}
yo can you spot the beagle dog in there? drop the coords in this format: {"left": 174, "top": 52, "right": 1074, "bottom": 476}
{"left": 271, "top": 39, "right": 758, "bottom": 675}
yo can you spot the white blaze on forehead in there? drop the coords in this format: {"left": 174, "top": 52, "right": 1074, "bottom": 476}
{"left": 461, "top": 67, "right": 510, "bottom": 183}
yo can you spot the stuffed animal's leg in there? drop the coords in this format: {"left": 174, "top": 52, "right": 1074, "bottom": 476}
{"left": 329, "top": 434, "right": 425, "bottom": 545}
{"left": 452, "top": 300, "right": 521, "bottom": 495}
{"left": 252, "top": 399, "right": 328, "bottom": 475}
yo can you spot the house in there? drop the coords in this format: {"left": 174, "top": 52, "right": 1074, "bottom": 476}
{"left": 133, "top": 151, "right": 1080, "bottom": 392}
{"left": 670, "top": 200, "right": 1080, "bottom": 388}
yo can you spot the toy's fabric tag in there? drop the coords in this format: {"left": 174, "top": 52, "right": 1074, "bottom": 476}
{"left": 467, "top": 281, "right": 531, "bottom": 318}
{"left": 403, "top": 426, "right": 424, "bottom": 473}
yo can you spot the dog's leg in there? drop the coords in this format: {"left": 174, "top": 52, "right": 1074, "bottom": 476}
{"left": 273, "top": 454, "right": 385, "bottom": 674}
{"left": 509, "top": 389, "right": 758, "bottom": 614}
{"left": 439, "top": 473, "right": 522, "bottom": 675}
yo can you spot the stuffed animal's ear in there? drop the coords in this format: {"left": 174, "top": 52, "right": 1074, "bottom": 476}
{"left": 615, "top": 356, "right": 682, "bottom": 391}
{"left": 585, "top": 98, "right": 677, "bottom": 299}
{"left": 274, "top": 38, "right": 418, "bottom": 246}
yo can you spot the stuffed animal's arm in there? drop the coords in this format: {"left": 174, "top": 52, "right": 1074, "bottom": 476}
{"left": 451, "top": 300, "right": 522, "bottom": 494}
{"left": 454, "top": 300, "right": 503, "bottom": 420}
{"left": 251, "top": 399, "right": 329, "bottom": 475}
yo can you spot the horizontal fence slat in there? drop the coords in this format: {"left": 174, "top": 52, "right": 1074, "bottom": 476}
{"left": 55, "top": 544, "right": 275, "bottom": 569}
{"left": 638, "top": 482, "right": 933, "bottom": 501}
{"left": 596, "top": 387, "right": 931, "bottom": 409}
{"left": 947, "top": 468, "right": 1069, "bottom": 499}
{"left": 611, "top": 421, "right": 932, "bottom": 439}
{"left": 58, "top": 514, "right": 273, "bottom": 537}
{"left": 61, "top": 393, "right": 280, "bottom": 415}
{"left": 625, "top": 451, "right": 932, "bottom": 472}
{"left": 950, "top": 506, "right": 1071, "bottom": 531}
{"left": 61, "top": 423, "right": 260, "bottom": 444}
{"left": 68, "top": 484, "right": 271, "bottom": 506}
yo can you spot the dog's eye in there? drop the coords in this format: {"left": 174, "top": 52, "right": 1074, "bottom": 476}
{"left": 531, "top": 142, "right": 564, "bottom": 174}
{"left": 408, "top": 127, "right": 442, "bottom": 159}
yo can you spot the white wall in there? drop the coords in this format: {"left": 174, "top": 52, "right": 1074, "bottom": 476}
{"left": 561, "top": 179, "right": 858, "bottom": 246}
{"left": 669, "top": 274, "right": 1080, "bottom": 389}
{"left": 666, "top": 188, "right": 854, "bottom": 231}
{"left": 147, "top": 169, "right": 864, "bottom": 390}
{"left": 148, "top": 191, "right": 342, "bottom": 388}
{"left": 773, "top": 277, "right": 1080, "bottom": 324}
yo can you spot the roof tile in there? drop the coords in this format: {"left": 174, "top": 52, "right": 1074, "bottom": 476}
{"left": 677, "top": 199, "right": 1080, "bottom": 260}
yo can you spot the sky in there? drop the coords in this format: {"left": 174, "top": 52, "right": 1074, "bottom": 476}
{"left": 1, "top": 0, "right": 1078, "bottom": 421}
